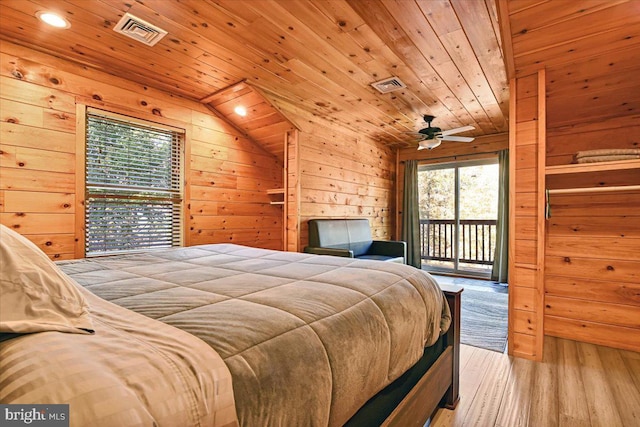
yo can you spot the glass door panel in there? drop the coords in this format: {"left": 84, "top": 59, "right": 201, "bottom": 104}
{"left": 418, "top": 167, "right": 455, "bottom": 270}
{"left": 418, "top": 159, "right": 498, "bottom": 276}
{"left": 458, "top": 164, "right": 499, "bottom": 275}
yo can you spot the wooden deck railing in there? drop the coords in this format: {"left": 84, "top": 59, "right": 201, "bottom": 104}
{"left": 419, "top": 219, "right": 497, "bottom": 266}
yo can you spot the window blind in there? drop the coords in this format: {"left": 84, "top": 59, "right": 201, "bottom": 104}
{"left": 85, "top": 111, "right": 182, "bottom": 255}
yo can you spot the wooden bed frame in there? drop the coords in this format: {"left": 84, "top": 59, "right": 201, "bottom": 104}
{"left": 382, "top": 284, "right": 462, "bottom": 426}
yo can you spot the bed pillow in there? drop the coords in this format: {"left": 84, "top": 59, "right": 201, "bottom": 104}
{"left": 0, "top": 224, "right": 94, "bottom": 336}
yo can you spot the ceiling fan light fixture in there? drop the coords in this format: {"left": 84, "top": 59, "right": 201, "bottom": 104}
{"left": 418, "top": 139, "right": 442, "bottom": 150}
{"left": 412, "top": 115, "right": 475, "bottom": 150}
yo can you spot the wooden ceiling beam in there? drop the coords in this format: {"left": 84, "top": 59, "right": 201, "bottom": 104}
{"left": 199, "top": 80, "right": 248, "bottom": 105}
{"left": 496, "top": 0, "right": 516, "bottom": 81}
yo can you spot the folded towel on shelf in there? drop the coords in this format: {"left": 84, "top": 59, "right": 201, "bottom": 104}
{"left": 575, "top": 148, "right": 640, "bottom": 159}
{"left": 576, "top": 154, "right": 640, "bottom": 163}
{"left": 574, "top": 148, "right": 640, "bottom": 164}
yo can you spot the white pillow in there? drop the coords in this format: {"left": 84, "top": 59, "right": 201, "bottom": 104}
{"left": 0, "top": 224, "right": 94, "bottom": 336}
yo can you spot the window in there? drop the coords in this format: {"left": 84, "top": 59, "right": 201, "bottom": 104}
{"left": 418, "top": 158, "right": 499, "bottom": 276}
{"left": 85, "top": 109, "right": 183, "bottom": 255}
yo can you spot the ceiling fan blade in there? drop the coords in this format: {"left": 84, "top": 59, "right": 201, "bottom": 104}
{"left": 438, "top": 135, "right": 475, "bottom": 142}
{"left": 418, "top": 139, "right": 442, "bottom": 150}
{"left": 440, "top": 125, "right": 475, "bottom": 136}
{"left": 405, "top": 131, "right": 428, "bottom": 141}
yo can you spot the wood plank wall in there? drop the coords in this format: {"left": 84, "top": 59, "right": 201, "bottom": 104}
{"left": 544, "top": 115, "right": 640, "bottom": 352}
{"left": 546, "top": 115, "right": 640, "bottom": 166}
{"left": 0, "top": 41, "right": 283, "bottom": 258}
{"left": 509, "top": 71, "right": 545, "bottom": 361}
{"left": 295, "top": 119, "right": 396, "bottom": 249}
{"left": 268, "top": 96, "right": 396, "bottom": 250}
{"left": 285, "top": 130, "right": 301, "bottom": 252}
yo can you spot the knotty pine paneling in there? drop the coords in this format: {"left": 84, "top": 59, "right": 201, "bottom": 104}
{"left": 0, "top": 0, "right": 510, "bottom": 145}
{"left": 513, "top": 192, "right": 537, "bottom": 217}
{"left": 511, "top": 286, "right": 537, "bottom": 313}
{"left": 202, "top": 82, "right": 294, "bottom": 162}
{"left": 546, "top": 255, "right": 640, "bottom": 283}
{"left": 547, "top": 236, "right": 640, "bottom": 261}
{"left": 506, "top": 1, "right": 640, "bottom": 130}
{"left": 545, "top": 295, "right": 640, "bottom": 329}
{"left": 509, "top": 70, "right": 545, "bottom": 361}
{"left": 545, "top": 275, "right": 640, "bottom": 308}
{"left": 500, "top": 0, "right": 640, "bottom": 358}
{"left": 544, "top": 189, "right": 640, "bottom": 352}
{"left": 545, "top": 316, "right": 640, "bottom": 354}
{"left": 546, "top": 168, "right": 640, "bottom": 191}
{"left": 277, "top": 109, "right": 395, "bottom": 249}
{"left": 512, "top": 309, "right": 537, "bottom": 336}
{"left": 0, "top": 42, "right": 283, "bottom": 257}
{"left": 546, "top": 115, "right": 640, "bottom": 166}
{"left": 547, "top": 215, "right": 640, "bottom": 238}
{"left": 511, "top": 332, "right": 537, "bottom": 359}
{"left": 512, "top": 266, "right": 537, "bottom": 289}
{"left": 286, "top": 130, "right": 300, "bottom": 252}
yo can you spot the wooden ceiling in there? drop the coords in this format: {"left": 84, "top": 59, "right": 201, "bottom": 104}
{"left": 202, "top": 81, "right": 295, "bottom": 161}
{"left": 500, "top": 0, "right": 640, "bottom": 128}
{"left": 0, "top": 0, "right": 509, "bottom": 149}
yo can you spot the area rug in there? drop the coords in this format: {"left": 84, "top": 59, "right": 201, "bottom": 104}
{"left": 460, "top": 289, "right": 508, "bottom": 353}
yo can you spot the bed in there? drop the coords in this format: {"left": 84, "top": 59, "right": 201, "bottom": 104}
{"left": 0, "top": 224, "right": 460, "bottom": 426}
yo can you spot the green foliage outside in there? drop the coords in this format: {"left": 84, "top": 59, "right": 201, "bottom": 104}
{"left": 418, "top": 163, "right": 498, "bottom": 221}
{"left": 86, "top": 116, "right": 180, "bottom": 254}
{"left": 417, "top": 162, "right": 499, "bottom": 273}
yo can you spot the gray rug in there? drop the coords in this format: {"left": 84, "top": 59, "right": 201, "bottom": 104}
{"left": 460, "top": 289, "right": 508, "bottom": 353}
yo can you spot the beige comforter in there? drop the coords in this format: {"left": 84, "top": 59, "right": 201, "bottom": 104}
{"left": 0, "top": 283, "right": 239, "bottom": 427}
{"left": 59, "top": 244, "right": 451, "bottom": 427}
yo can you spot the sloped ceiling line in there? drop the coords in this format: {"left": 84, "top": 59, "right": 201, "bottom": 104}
{"left": 0, "top": 0, "right": 510, "bottom": 147}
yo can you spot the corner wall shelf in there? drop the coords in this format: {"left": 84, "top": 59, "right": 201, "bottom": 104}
{"left": 267, "top": 188, "right": 285, "bottom": 205}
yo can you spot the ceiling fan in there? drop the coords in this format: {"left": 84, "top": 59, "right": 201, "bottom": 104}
{"left": 409, "top": 115, "right": 475, "bottom": 150}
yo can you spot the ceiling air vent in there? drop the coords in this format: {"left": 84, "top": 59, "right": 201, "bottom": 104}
{"left": 371, "top": 76, "right": 407, "bottom": 93}
{"left": 113, "top": 13, "right": 168, "bottom": 47}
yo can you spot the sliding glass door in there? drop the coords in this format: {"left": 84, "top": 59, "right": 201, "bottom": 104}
{"left": 418, "top": 159, "right": 499, "bottom": 276}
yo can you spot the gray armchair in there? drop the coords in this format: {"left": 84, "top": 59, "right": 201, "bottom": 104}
{"left": 304, "top": 219, "right": 406, "bottom": 264}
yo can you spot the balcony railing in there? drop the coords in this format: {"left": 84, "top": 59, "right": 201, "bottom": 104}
{"left": 419, "top": 219, "right": 497, "bottom": 266}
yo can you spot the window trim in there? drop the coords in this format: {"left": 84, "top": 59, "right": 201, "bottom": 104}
{"left": 86, "top": 107, "right": 186, "bottom": 135}
{"left": 77, "top": 106, "right": 186, "bottom": 257}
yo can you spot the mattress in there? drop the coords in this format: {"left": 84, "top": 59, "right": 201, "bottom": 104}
{"left": 59, "top": 243, "right": 451, "bottom": 426}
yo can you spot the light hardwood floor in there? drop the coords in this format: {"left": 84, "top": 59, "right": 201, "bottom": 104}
{"left": 430, "top": 336, "right": 640, "bottom": 427}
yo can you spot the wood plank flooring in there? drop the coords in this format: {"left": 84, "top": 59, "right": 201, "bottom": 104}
{"left": 430, "top": 336, "right": 640, "bottom": 427}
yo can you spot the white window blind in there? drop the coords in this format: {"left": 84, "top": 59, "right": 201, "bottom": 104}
{"left": 85, "top": 110, "right": 183, "bottom": 255}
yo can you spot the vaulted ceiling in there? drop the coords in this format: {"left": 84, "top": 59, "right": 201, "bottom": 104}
{"left": 0, "top": 0, "right": 509, "bottom": 148}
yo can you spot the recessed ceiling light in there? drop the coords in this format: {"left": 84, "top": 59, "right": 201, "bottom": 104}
{"left": 234, "top": 106, "right": 247, "bottom": 117}
{"left": 36, "top": 11, "right": 71, "bottom": 29}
